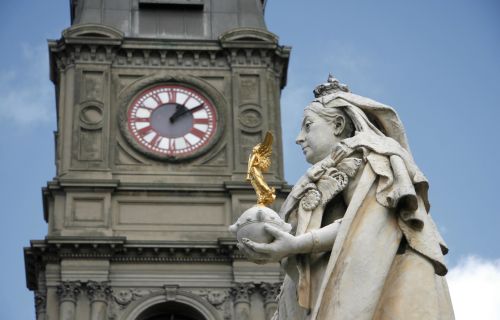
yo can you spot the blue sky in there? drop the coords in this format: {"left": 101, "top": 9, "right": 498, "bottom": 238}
{"left": 0, "top": 1, "right": 499, "bottom": 319}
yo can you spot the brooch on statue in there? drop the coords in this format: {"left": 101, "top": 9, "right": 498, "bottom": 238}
{"left": 229, "top": 131, "right": 291, "bottom": 244}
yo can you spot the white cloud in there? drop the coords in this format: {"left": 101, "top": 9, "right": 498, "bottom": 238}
{"left": 448, "top": 256, "right": 500, "bottom": 320}
{"left": 0, "top": 43, "right": 53, "bottom": 127}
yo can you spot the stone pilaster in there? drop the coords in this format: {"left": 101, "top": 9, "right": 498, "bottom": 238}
{"left": 56, "top": 281, "right": 81, "bottom": 320}
{"left": 259, "top": 282, "right": 281, "bottom": 320}
{"left": 34, "top": 291, "right": 47, "bottom": 320}
{"left": 86, "top": 281, "right": 112, "bottom": 320}
{"left": 231, "top": 283, "right": 254, "bottom": 320}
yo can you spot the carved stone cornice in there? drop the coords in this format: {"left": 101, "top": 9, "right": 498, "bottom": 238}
{"left": 24, "top": 238, "right": 242, "bottom": 291}
{"left": 259, "top": 282, "right": 281, "bottom": 304}
{"left": 86, "top": 281, "right": 112, "bottom": 303}
{"left": 49, "top": 35, "right": 290, "bottom": 84}
{"left": 231, "top": 282, "right": 255, "bottom": 304}
{"left": 56, "top": 281, "right": 82, "bottom": 303}
{"left": 50, "top": 40, "right": 289, "bottom": 70}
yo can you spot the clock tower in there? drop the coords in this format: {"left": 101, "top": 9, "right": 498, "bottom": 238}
{"left": 25, "top": 1, "right": 290, "bottom": 320}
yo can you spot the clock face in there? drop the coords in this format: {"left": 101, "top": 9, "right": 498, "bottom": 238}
{"left": 126, "top": 85, "right": 217, "bottom": 159}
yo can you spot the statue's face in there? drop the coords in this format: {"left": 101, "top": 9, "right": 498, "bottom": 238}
{"left": 296, "top": 108, "right": 341, "bottom": 164}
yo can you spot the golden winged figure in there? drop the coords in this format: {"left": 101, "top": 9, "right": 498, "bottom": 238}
{"left": 247, "top": 131, "right": 276, "bottom": 206}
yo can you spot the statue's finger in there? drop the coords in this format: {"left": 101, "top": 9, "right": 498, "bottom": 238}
{"left": 238, "top": 242, "right": 261, "bottom": 259}
{"left": 264, "top": 224, "right": 284, "bottom": 238}
{"left": 243, "top": 238, "right": 272, "bottom": 254}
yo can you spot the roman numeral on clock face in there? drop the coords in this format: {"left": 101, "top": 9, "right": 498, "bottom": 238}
{"left": 168, "top": 90, "right": 176, "bottom": 103}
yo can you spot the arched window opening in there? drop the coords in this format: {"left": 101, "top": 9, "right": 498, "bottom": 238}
{"left": 136, "top": 301, "right": 207, "bottom": 320}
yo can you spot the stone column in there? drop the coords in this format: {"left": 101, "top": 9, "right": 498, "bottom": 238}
{"left": 56, "top": 281, "right": 81, "bottom": 320}
{"left": 259, "top": 283, "right": 281, "bottom": 320}
{"left": 86, "top": 281, "right": 112, "bottom": 320}
{"left": 231, "top": 283, "right": 254, "bottom": 320}
{"left": 34, "top": 291, "right": 47, "bottom": 320}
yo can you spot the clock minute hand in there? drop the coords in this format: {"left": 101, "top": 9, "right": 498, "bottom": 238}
{"left": 170, "top": 103, "right": 204, "bottom": 123}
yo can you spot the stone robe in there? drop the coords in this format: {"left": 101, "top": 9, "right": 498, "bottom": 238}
{"left": 273, "top": 92, "right": 454, "bottom": 320}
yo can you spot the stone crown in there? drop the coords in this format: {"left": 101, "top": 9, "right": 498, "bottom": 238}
{"left": 313, "top": 74, "right": 350, "bottom": 98}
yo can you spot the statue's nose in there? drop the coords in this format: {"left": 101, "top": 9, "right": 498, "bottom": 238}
{"left": 295, "top": 131, "right": 305, "bottom": 145}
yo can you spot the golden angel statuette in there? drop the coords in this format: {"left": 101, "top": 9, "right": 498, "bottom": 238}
{"left": 229, "top": 131, "right": 291, "bottom": 244}
{"left": 246, "top": 131, "right": 276, "bottom": 206}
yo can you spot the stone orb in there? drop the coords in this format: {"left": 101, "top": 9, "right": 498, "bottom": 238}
{"left": 229, "top": 205, "right": 292, "bottom": 244}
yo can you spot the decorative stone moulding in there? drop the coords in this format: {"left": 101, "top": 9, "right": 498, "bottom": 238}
{"left": 48, "top": 27, "right": 290, "bottom": 83}
{"left": 24, "top": 238, "right": 242, "bottom": 291}
{"left": 120, "top": 286, "right": 221, "bottom": 320}
{"left": 79, "top": 100, "right": 104, "bottom": 129}
{"left": 238, "top": 104, "right": 263, "bottom": 132}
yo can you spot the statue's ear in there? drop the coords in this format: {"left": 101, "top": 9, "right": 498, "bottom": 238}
{"left": 332, "top": 115, "right": 346, "bottom": 136}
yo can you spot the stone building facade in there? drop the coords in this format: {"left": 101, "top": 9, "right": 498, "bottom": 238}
{"left": 24, "top": 1, "right": 290, "bottom": 319}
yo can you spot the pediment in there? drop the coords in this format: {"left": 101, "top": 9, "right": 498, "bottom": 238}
{"left": 62, "top": 24, "right": 124, "bottom": 40}
{"left": 219, "top": 28, "right": 278, "bottom": 45}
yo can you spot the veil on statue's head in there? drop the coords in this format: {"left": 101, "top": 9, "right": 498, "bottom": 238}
{"left": 310, "top": 74, "right": 411, "bottom": 152}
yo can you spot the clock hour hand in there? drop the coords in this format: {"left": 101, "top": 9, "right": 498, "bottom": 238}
{"left": 169, "top": 104, "right": 185, "bottom": 123}
{"left": 169, "top": 103, "right": 204, "bottom": 123}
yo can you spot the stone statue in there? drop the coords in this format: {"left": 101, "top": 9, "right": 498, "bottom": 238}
{"left": 236, "top": 75, "right": 455, "bottom": 319}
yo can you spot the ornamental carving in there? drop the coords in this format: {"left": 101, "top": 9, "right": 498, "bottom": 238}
{"left": 56, "top": 281, "right": 82, "bottom": 303}
{"left": 259, "top": 283, "right": 281, "bottom": 304}
{"left": 112, "top": 289, "right": 151, "bottom": 309}
{"left": 239, "top": 109, "right": 262, "bottom": 129}
{"left": 189, "top": 288, "right": 230, "bottom": 310}
{"left": 34, "top": 291, "right": 47, "bottom": 314}
{"left": 207, "top": 290, "right": 229, "bottom": 307}
{"left": 230, "top": 283, "right": 255, "bottom": 304}
{"left": 86, "top": 281, "right": 112, "bottom": 303}
{"left": 79, "top": 103, "right": 103, "bottom": 128}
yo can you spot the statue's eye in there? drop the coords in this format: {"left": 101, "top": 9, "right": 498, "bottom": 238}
{"left": 305, "top": 122, "right": 312, "bottom": 131}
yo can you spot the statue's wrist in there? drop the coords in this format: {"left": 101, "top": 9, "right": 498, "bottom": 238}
{"left": 293, "top": 232, "right": 315, "bottom": 254}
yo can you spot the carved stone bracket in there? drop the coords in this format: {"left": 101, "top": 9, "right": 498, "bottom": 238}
{"left": 56, "top": 281, "right": 82, "bottom": 303}
{"left": 230, "top": 282, "right": 255, "bottom": 304}
{"left": 163, "top": 285, "right": 179, "bottom": 301}
{"left": 86, "top": 281, "right": 112, "bottom": 303}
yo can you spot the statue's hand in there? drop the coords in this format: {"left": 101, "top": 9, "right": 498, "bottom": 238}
{"left": 238, "top": 224, "right": 299, "bottom": 263}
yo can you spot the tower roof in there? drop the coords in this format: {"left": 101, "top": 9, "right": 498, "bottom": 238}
{"left": 70, "top": 0, "right": 268, "bottom": 40}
